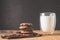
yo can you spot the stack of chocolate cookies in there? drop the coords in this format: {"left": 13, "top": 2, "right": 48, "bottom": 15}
{"left": 1, "top": 23, "right": 38, "bottom": 39}
{"left": 19, "top": 23, "right": 33, "bottom": 37}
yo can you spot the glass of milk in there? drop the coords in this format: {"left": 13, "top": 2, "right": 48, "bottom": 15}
{"left": 40, "top": 12, "right": 56, "bottom": 34}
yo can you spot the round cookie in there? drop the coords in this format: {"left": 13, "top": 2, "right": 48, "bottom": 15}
{"left": 20, "top": 30, "right": 33, "bottom": 34}
{"left": 20, "top": 23, "right": 33, "bottom": 27}
{"left": 22, "top": 33, "right": 33, "bottom": 37}
{"left": 19, "top": 26, "right": 32, "bottom": 30}
{"left": 1, "top": 32, "right": 23, "bottom": 39}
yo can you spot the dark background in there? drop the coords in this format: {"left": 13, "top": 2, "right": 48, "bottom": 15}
{"left": 0, "top": 0, "right": 60, "bottom": 30}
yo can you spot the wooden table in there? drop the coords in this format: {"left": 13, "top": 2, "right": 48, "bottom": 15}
{"left": 0, "top": 30, "right": 60, "bottom": 40}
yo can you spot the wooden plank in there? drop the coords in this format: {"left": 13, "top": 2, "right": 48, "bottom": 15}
{"left": 0, "top": 30, "right": 60, "bottom": 40}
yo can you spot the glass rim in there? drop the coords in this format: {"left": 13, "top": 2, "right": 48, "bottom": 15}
{"left": 40, "top": 12, "right": 56, "bottom": 14}
{"left": 40, "top": 12, "right": 56, "bottom": 16}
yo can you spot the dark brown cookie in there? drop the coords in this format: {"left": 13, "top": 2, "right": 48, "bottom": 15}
{"left": 20, "top": 28, "right": 33, "bottom": 31}
{"left": 19, "top": 26, "right": 32, "bottom": 30}
{"left": 20, "top": 30, "right": 33, "bottom": 34}
{"left": 22, "top": 33, "right": 33, "bottom": 37}
{"left": 1, "top": 33, "right": 13, "bottom": 38}
{"left": 20, "top": 23, "right": 33, "bottom": 27}
{"left": 19, "top": 26, "right": 29, "bottom": 29}
{"left": 1, "top": 33, "right": 23, "bottom": 39}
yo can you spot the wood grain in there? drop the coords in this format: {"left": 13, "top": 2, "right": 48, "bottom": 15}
{"left": 0, "top": 30, "right": 60, "bottom": 40}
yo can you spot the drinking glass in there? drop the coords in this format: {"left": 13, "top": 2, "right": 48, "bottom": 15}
{"left": 40, "top": 12, "right": 56, "bottom": 34}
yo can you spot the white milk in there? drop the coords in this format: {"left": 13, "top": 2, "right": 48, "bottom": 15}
{"left": 40, "top": 16, "right": 56, "bottom": 33}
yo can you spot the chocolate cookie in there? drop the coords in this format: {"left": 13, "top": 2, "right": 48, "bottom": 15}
{"left": 19, "top": 26, "right": 31, "bottom": 29}
{"left": 1, "top": 33, "right": 22, "bottom": 39}
{"left": 20, "top": 30, "right": 33, "bottom": 34}
{"left": 19, "top": 26, "right": 32, "bottom": 30}
{"left": 20, "top": 23, "right": 33, "bottom": 27}
{"left": 22, "top": 33, "right": 33, "bottom": 37}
